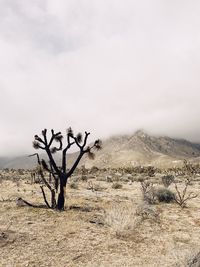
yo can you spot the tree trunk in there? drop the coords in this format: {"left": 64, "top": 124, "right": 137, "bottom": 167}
{"left": 51, "top": 189, "right": 57, "bottom": 209}
{"left": 57, "top": 175, "right": 67, "bottom": 210}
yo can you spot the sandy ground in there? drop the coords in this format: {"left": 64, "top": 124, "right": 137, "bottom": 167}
{"left": 1, "top": 173, "right": 200, "bottom": 267}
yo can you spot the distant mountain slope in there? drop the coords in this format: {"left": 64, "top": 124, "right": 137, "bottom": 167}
{"left": 130, "top": 130, "right": 200, "bottom": 158}
{"left": 1, "top": 130, "right": 200, "bottom": 169}
{"left": 82, "top": 130, "right": 200, "bottom": 168}
{"left": 0, "top": 153, "right": 80, "bottom": 170}
{"left": 0, "top": 157, "right": 12, "bottom": 168}
{"left": 0, "top": 155, "right": 41, "bottom": 169}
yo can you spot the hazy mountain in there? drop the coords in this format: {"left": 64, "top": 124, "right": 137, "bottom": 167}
{"left": 0, "top": 157, "right": 12, "bottom": 168}
{"left": 82, "top": 130, "right": 200, "bottom": 168}
{"left": 1, "top": 130, "right": 200, "bottom": 169}
{"left": 0, "top": 155, "right": 40, "bottom": 169}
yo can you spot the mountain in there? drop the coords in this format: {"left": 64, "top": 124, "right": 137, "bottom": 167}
{"left": 0, "top": 152, "right": 82, "bottom": 170}
{"left": 82, "top": 130, "right": 200, "bottom": 168}
{"left": 0, "top": 155, "right": 40, "bottom": 169}
{"left": 0, "top": 157, "right": 12, "bottom": 169}
{"left": 1, "top": 130, "right": 200, "bottom": 169}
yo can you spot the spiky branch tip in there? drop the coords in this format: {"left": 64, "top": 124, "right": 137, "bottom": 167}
{"left": 67, "top": 127, "right": 74, "bottom": 137}
{"left": 33, "top": 141, "right": 40, "bottom": 149}
{"left": 76, "top": 133, "right": 83, "bottom": 143}
{"left": 94, "top": 139, "right": 102, "bottom": 150}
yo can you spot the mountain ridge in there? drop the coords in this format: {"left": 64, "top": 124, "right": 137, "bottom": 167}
{"left": 1, "top": 130, "right": 200, "bottom": 169}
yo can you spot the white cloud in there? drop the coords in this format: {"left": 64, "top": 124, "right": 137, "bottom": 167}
{"left": 0, "top": 0, "right": 200, "bottom": 155}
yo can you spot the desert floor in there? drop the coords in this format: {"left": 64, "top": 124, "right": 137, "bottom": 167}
{"left": 1, "top": 172, "right": 200, "bottom": 267}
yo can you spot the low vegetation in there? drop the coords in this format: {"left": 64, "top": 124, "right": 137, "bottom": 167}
{"left": 111, "top": 182, "right": 123, "bottom": 189}
{"left": 174, "top": 178, "right": 198, "bottom": 208}
{"left": 155, "top": 188, "right": 175, "bottom": 203}
{"left": 161, "top": 174, "right": 175, "bottom": 188}
{"left": 1, "top": 159, "right": 200, "bottom": 266}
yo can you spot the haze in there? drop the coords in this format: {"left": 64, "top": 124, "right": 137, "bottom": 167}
{"left": 1, "top": 0, "right": 200, "bottom": 156}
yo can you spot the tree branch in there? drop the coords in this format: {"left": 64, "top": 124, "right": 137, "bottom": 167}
{"left": 48, "top": 130, "right": 62, "bottom": 148}
{"left": 40, "top": 186, "right": 51, "bottom": 208}
{"left": 81, "top": 132, "right": 90, "bottom": 149}
{"left": 67, "top": 151, "right": 85, "bottom": 177}
{"left": 28, "top": 153, "right": 41, "bottom": 165}
{"left": 45, "top": 147, "right": 60, "bottom": 175}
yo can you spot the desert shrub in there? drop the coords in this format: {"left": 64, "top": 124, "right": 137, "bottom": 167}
{"left": 135, "top": 203, "right": 161, "bottom": 222}
{"left": 183, "top": 159, "right": 197, "bottom": 176}
{"left": 161, "top": 175, "right": 174, "bottom": 188}
{"left": 104, "top": 201, "right": 161, "bottom": 239}
{"left": 186, "top": 251, "right": 200, "bottom": 267}
{"left": 104, "top": 202, "right": 136, "bottom": 237}
{"left": 155, "top": 188, "right": 175, "bottom": 203}
{"left": 112, "top": 182, "right": 123, "bottom": 189}
{"left": 140, "top": 179, "right": 157, "bottom": 204}
{"left": 146, "top": 166, "right": 156, "bottom": 177}
{"left": 174, "top": 178, "right": 198, "bottom": 208}
{"left": 128, "top": 176, "right": 136, "bottom": 183}
{"left": 69, "top": 182, "right": 78, "bottom": 189}
{"left": 106, "top": 175, "right": 113, "bottom": 182}
{"left": 87, "top": 181, "right": 105, "bottom": 191}
{"left": 89, "top": 166, "right": 99, "bottom": 174}
{"left": 81, "top": 175, "right": 88, "bottom": 182}
{"left": 17, "top": 169, "right": 24, "bottom": 175}
{"left": 120, "top": 176, "right": 130, "bottom": 183}
{"left": 3, "top": 168, "right": 10, "bottom": 174}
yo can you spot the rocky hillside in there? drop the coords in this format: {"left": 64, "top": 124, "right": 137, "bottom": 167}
{"left": 82, "top": 130, "right": 200, "bottom": 168}
{"left": 1, "top": 130, "right": 200, "bottom": 169}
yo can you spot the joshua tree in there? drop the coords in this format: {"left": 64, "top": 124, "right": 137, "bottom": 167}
{"left": 30, "top": 127, "right": 102, "bottom": 211}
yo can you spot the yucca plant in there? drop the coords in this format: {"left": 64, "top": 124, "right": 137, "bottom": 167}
{"left": 29, "top": 127, "right": 102, "bottom": 211}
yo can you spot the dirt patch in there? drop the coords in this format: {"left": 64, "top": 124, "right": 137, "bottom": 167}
{"left": 0, "top": 174, "right": 200, "bottom": 266}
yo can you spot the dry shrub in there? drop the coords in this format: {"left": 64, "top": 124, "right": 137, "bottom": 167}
{"left": 104, "top": 201, "right": 161, "bottom": 239}
{"left": 186, "top": 251, "right": 200, "bottom": 267}
{"left": 161, "top": 175, "right": 174, "bottom": 188}
{"left": 174, "top": 178, "right": 198, "bottom": 208}
{"left": 81, "top": 175, "right": 88, "bottom": 182}
{"left": 69, "top": 182, "right": 79, "bottom": 189}
{"left": 68, "top": 204, "right": 93, "bottom": 212}
{"left": 106, "top": 175, "right": 113, "bottom": 182}
{"left": 112, "top": 182, "right": 123, "bottom": 189}
{"left": 103, "top": 202, "right": 136, "bottom": 237}
{"left": 17, "top": 169, "right": 24, "bottom": 175}
{"left": 87, "top": 181, "right": 105, "bottom": 191}
{"left": 174, "top": 250, "right": 200, "bottom": 267}
{"left": 3, "top": 168, "right": 9, "bottom": 173}
{"left": 155, "top": 188, "right": 175, "bottom": 203}
{"left": 135, "top": 202, "right": 161, "bottom": 223}
{"left": 140, "top": 179, "right": 157, "bottom": 204}
{"left": 89, "top": 166, "right": 99, "bottom": 174}
{"left": 0, "top": 223, "right": 16, "bottom": 248}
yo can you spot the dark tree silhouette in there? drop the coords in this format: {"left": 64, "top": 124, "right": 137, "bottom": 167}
{"left": 29, "top": 127, "right": 102, "bottom": 210}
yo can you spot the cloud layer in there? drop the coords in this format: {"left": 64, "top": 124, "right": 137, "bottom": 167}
{"left": 1, "top": 0, "right": 200, "bottom": 156}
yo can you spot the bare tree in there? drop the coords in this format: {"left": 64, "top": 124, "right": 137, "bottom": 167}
{"left": 29, "top": 127, "right": 102, "bottom": 211}
{"left": 174, "top": 178, "right": 198, "bottom": 208}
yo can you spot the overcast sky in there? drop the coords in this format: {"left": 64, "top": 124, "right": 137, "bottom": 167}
{"left": 1, "top": 0, "right": 200, "bottom": 156}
